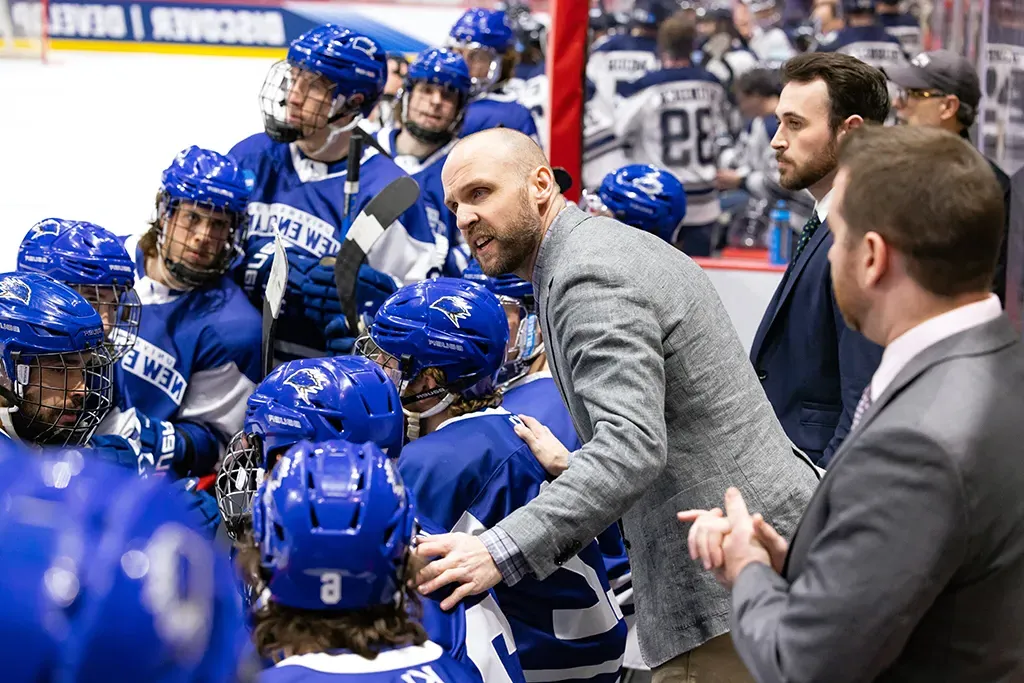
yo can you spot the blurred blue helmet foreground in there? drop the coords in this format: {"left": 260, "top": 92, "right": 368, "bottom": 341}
{"left": 261, "top": 24, "right": 387, "bottom": 143}
{"left": 253, "top": 439, "right": 416, "bottom": 611}
{"left": 18, "top": 218, "right": 141, "bottom": 361}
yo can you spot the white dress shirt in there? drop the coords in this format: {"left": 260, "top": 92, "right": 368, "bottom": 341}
{"left": 869, "top": 294, "right": 1003, "bottom": 401}
{"left": 814, "top": 188, "right": 834, "bottom": 223}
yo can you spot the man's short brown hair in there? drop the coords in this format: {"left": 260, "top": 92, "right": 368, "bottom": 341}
{"left": 837, "top": 125, "right": 1004, "bottom": 297}
{"left": 657, "top": 12, "right": 697, "bottom": 61}
{"left": 781, "top": 52, "right": 890, "bottom": 131}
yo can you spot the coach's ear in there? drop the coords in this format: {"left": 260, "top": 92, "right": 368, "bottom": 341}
{"left": 838, "top": 114, "right": 866, "bottom": 140}
{"left": 532, "top": 165, "right": 559, "bottom": 206}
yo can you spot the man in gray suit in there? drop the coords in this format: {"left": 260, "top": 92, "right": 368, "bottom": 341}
{"left": 413, "top": 127, "right": 819, "bottom": 680}
{"left": 683, "top": 125, "right": 1024, "bottom": 682}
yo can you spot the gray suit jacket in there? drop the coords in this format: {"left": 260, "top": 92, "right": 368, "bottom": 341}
{"left": 731, "top": 314, "right": 1024, "bottom": 683}
{"left": 497, "top": 204, "right": 819, "bottom": 666}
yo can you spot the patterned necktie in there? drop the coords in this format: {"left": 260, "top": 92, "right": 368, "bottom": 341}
{"left": 791, "top": 212, "right": 822, "bottom": 263}
{"left": 851, "top": 384, "right": 873, "bottom": 431}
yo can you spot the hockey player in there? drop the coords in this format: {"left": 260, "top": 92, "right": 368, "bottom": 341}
{"left": 0, "top": 271, "right": 116, "bottom": 447}
{"left": 580, "top": 164, "right": 689, "bottom": 245}
{"left": 217, "top": 356, "right": 527, "bottom": 683}
{"left": 0, "top": 449, "right": 243, "bottom": 683}
{"left": 363, "top": 277, "right": 627, "bottom": 683}
{"left": 876, "top": 0, "right": 922, "bottom": 56}
{"left": 616, "top": 15, "right": 731, "bottom": 256}
{"left": 231, "top": 25, "right": 440, "bottom": 361}
{"left": 122, "top": 145, "right": 262, "bottom": 477}
{"left": 447, "top": 8, "right": 540, "bottom": 141}
{"left": 815, "top": 0, "right": 906, "bottom": 71}
{"left": 375, "top": 48, "right": 474, "bottom": 277}
{"left": 742, "top": 0, "right": 797, "bottom": 66}
{"left": 367, "top": 52, "right": 410, "bottom": 131}
{"left": 504, "top": 8, "right": 549, "bottom": 150}
{"left": 586, "top": 0, "right": 666, "bottom": 109}
{"left": 238, "top": 438, "right": 484, "bottom": 683}
{"left": 582, "top": 78, "right": 630, "bottom": 192}
{"left": 18, "top": 218, "right": 140, "bottom": 361}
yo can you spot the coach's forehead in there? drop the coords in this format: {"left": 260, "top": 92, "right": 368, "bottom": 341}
{"left": 443, "top": 134, "right": 515, "bottom": 187}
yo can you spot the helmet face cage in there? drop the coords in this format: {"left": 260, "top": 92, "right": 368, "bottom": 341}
{"left": 157, "top": 196, "right": 243, "bottom": 289}
{"left": 216, "top": 431, "right": 265, "bottom": 542}
{"left": 354, "top": 335, "right": 408, "bottom": 389}
{"left": 401, "top": 81, "right": 468, "bottom": 144}
{"left": 4, "top": 346, "right": 115, "bottom": 446}
{"left": 260, "top": 61, "right": 360, "bottom": 144}
{"left": 496, "top": 296, "right": 542, "bottom": 387}
{"left": 448, "top": 41, "right": 501, "bottom": 96}
{"left": 71, "top": 283, "right": 141, "bottom": 361}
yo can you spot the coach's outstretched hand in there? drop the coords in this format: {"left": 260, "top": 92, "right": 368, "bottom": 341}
{"left": 514, "top": 414, "right": 570, "bottom": 478}
{"left": 413, "top": 532, "right": 503, "bottom": 611}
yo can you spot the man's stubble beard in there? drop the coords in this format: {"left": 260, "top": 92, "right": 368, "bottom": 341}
{"left": 779, "top": 134, "right": 839, "bottom": 192}
{"left": 478, "top": 192, "right": 543, "bottom": 277}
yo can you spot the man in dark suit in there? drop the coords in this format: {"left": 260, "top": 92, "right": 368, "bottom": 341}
{"left": 751, "top": 52, "right": 886, "bottom": 467}
{"left": 682, "top": 125, "right": 1024, "bottom": 682}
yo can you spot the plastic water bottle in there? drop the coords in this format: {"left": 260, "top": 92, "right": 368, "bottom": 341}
{"left": 769, "top": 200, "right": 791, "bottom": 265}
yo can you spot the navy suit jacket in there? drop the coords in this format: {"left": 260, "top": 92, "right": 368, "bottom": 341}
{"left": 750, "top": 217, "right": 883, "bottom": 466}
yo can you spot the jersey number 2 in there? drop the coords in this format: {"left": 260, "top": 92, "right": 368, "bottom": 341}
{"left": 660, "top": 108, "right": 714, "bottom": 167}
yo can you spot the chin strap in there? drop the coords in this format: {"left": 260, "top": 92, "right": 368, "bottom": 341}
{"left": 400, "top": 381, "right": 457, "bottom": 441}
{"left": 0, "top": 383, "right": 22, "bottom": 444}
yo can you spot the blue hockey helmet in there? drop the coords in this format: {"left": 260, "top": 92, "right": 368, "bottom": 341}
{"left": 631, "top": 0, "right": 676, "bottom": 27}
{"left": 218, "top": 357, "right": 403, "bottom": 540}
{"left": 253, "top": 439, "right": 416, "bottom": 611}
{"left": 0, "top": 272, "right": 115, "bottom": 446}
{"left": 364, "top": 277, "right": 508, "bottom": 403}
{"left": 401, "top": 48, "right": 473, "bottom": 144}
{"left": 462, "top": 260, "right": 542, "bottom": 388}
{"left": 157, "top": 146, "right": 251, "bottom": 290}
{"left": 447, "top": 8, "right": 515, "bottom": 95}
{"left": 261, "top": 25, "right": 386, "bottom": 143}
{"left": 0, "top": 451, "right": 242, "bottom": 683}
{"left": 584, "top": 164, "right": 688, "bottom": 243}
{"left": 18, "top": 218, "right": 141, "bottom": 361}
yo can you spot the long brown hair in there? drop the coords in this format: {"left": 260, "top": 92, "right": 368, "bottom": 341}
{"left": 235, "top": 540, "right": 427, "bottom": 662}
{"left": 421, "top": 366, "right": 502, "bottom": 418}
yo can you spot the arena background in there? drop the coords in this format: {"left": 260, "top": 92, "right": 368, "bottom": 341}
{"left": 1, "top": 0, "right": 1021, "bottom": 336}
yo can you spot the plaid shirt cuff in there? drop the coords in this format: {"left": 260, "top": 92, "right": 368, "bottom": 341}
{"left": 481, "top": 526, "right": 531, "bottom": 586}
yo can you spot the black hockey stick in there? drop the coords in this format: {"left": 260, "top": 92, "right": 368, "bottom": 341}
{"left": 260, "top": 230, "right": 288, "bottom": 378}
{"left": 330, "top": 175, "right": 421, "bottom": 334}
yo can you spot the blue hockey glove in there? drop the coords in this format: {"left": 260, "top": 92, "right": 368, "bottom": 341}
{"left": 354, "top": 263, "right": 400, "bottom": 319}
{"left": 323, "top": 316, "right": 357, "bottom": 356}
{"left": 137, "top": 413, "right": 188, "bottom": 476}
{"left": 303, "top": 261, "right": 400, "bottom": 325}
{"left": 172, "top": 477, "right": 221, "bottom": 540}
{"left": 87, "top": 434, "right": 142, "bottom": 471}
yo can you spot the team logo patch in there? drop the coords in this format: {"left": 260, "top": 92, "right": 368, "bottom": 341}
{"left": 28, "top": 219, "right": 63, "bottom": 240}
{"left": 350, "top": 36, "right": 378, "bottom": 59}
{"left": 631, "top": 173, "right": 665, "bottom": 198}
{"left": 0, "top": 277, "right": 31, "bottom": 306}
{"left": 284, "top": 367, "right": 329, "bottom": 403}
{"left": 430, "top": 295, "right": 472, "bottom": 328}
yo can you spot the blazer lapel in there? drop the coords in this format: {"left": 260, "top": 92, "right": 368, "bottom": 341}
{"left": 752, "top": 220, "right": 831, "bottom": 362}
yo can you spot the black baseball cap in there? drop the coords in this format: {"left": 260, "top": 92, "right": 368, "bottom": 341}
{"left": 883, "top": 50, "right": 981, "bottom": 109}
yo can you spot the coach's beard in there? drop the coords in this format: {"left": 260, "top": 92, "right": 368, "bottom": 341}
{"left": 473, "top": 196, "right": 542, "bottom": 277}
{"left": 778, "top": 139, "right": 839, "bottom": 192}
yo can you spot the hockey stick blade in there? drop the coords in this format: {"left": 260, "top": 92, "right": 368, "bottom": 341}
{"left": 261, "top": 230, "right": 289, "bottom": 377}
{"left": 333, "top": 175, "right": 421, "bottom": 333}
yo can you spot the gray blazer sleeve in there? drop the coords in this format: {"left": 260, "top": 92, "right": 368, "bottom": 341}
{"left": 496, "top": 258, "right": 669, "bottom": 579}
{"left": 730, "top": 424, "right": 968, "bottom": 683}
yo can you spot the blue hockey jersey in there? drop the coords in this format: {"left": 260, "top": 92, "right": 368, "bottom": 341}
{"left": 460, "top": 93, "right": 540, "bottom": 143}
{"left": 398, "top": 407, "right": 626, "bottom": 683}
{"left": 373, "top": 126, "right": 469, "bottom": 277}
{"left": 418, "top": 516, "right": 525, "bottom": 683}
{"left": 228, "top": 133, "right": 442, "bottom": 358}
{"left": 816, "top": 25, "right": 906, "bottom": 70}
{"left": 260, "top": 642, "right": 482, "bottom": 683}
{"left": 118, "top": 237, "right": 261, "bottom": 474}
{"left": 501, "top": 374, "right": 633, "bottom": 618}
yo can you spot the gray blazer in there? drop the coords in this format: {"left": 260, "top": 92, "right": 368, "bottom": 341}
{"left": 496, "top": 204, "right": 819, "bottom": 666}
{"left": 731, "top": 314, "right": 1024, "bottom": 683}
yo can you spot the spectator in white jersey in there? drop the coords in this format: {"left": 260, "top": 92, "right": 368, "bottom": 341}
{"left": 617, "top": 14, "right": 731, "bottom": 256}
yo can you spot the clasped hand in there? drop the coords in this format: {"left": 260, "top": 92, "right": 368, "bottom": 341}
{"left": 677, "top": 487, "right": 790, "bottom": 589}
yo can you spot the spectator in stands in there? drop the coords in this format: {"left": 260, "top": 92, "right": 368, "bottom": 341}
{"left": 751, "top": 52, "right": 885, "bottom": 467}
{"left": 886, "top": 50, "right": 1012, "bottom": 306}
{"left": 682, "top": 124, "right": 1024, "bottom": 683}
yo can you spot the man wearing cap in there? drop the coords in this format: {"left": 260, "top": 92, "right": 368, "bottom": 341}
{"left": 886, "top": 50, "right": 1013, "bottom": 305}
